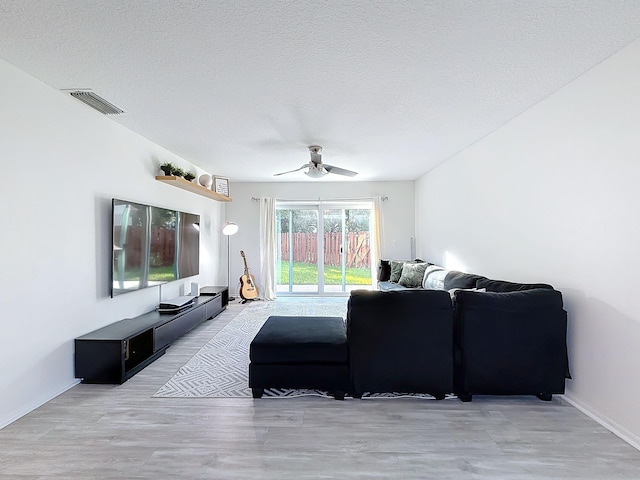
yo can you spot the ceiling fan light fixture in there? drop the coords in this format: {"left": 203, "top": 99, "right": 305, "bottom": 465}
{"left": 305, "top": 166, "right": 328, "bottom": 178}
{"left": 274, "top": 144, "right": 357, "bottom": 178}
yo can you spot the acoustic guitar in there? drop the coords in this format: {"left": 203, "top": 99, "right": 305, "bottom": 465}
{"left": 239, "top": 250, "right": 259, "bottom": 300}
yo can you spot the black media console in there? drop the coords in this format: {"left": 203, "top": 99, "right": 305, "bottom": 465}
{"left": 75, "top": 286, "right": 229, "bottom": 384}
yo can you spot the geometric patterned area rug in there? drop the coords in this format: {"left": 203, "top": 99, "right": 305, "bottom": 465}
{"left": 153, "top": 298, "right": 348, "bottom": 398}
{"left": 153, "top": 297, "right": 444, "bottom": 400}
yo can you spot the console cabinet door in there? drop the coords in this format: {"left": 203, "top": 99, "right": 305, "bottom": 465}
{"left": 75, "top": 339, "right": 123, "bottom": 384}
{"left": 205, "top": 295, "right": 223, "bottom": 320}
{"left": 155, "top": 308, "right": 206, "bottom": 350}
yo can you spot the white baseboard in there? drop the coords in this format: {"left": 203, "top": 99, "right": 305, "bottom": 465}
{"left": 0, "top": 379, "right": 80, "bottom": 430}
{"left": 561, "top": 394, "right": 640, "bottom": 452}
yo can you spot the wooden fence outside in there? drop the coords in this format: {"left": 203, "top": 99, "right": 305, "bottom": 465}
{"left": 116, "top": 226, "right": 175, "bottom": 268}
{"left": 280, "top": 232, "right": 370, "bottom": 268}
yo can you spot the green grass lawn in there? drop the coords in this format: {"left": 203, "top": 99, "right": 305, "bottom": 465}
{"left": 125, "top": 265, "right": 177, "bottom": 282}
{"left": 149, "top": 265, "right": 178, "bottom": 281}
{"left": 278, "top": 261, "right": 371, "bottom": 285}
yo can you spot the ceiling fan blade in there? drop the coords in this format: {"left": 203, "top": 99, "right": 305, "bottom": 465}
{"left": 323, "top": 164, "right": 358, "bottom": 177}
{"left": 273, "top": 163, "right": 309, "bottom": 176}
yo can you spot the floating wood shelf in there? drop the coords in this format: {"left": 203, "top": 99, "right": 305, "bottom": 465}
{"left": 155, "top": 176, "right": 232, "bottom": 202}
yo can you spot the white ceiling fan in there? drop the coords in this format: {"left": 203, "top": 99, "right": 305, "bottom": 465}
{"left": 274, "top": 145, "right": 358, "bottom": 178}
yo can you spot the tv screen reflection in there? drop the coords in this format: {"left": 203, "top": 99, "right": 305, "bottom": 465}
{"left": 112, "top": 199, "right": 199, "bottom": 296}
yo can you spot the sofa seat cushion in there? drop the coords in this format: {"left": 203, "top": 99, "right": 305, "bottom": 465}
{"left": 250, "top": 316, "right": 347, "bottom": 364}
{"left": 378, "top": 280, "right": 416, "bottom": 291}
{"left": 476, "top": 278, "right": 554, "bottom": 292}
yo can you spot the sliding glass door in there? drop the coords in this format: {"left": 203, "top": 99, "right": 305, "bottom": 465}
{"left": 276, "top": 206, "right": 320, "bottom": 294}
{"left": 322, "top": 205, "right": 372, "bottom": 293}
{"left": 276, "top": 201, "right": 373, "bottom": 295}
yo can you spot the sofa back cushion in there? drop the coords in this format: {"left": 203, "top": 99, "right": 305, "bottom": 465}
{"left": 377, "top": 260, "right": 391, "bottom": 282}
{"left": 347, "top": 289, "right": 454, "bottom": 395}
{"left": 476, "top": 278, "right": 554, "bottom": 292}
{"left": 453, "top": 288, "right": 569, "bottom": 395}
{"left": 444, "top": 271, "right": 486, "bottom": 290}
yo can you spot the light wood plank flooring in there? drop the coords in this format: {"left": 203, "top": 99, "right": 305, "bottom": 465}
{"left": 1, "top": 300, "right": 639, "bottom": 479}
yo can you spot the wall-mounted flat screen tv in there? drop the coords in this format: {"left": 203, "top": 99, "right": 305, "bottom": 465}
{"left": 111, "top": 198, "right": 200, "bottom": 297}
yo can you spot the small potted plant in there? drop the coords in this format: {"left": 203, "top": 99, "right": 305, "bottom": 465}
{"left": 172, "top": 167, "right": 186, "bottom": 178}
{"left": 160, "top": 162, "right": 175, "bottom": 176}
{"left": 184, "top": 171, "right": 196, "bottom": 182}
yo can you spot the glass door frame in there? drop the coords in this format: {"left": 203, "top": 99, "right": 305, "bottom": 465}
{"left": 276, "top": 202, "right": 322, "bottom": 296}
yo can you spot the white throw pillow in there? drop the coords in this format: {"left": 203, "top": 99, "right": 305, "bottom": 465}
{"left": 422, "top": 265, "right": 446, "bottom": 289}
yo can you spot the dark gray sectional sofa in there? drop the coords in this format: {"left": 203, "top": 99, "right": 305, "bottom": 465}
{"left": 346, "top": 260, "right": 570, "bottom": 401}
{"left": 347, "top": 289, "right": 454, "bottom": 399}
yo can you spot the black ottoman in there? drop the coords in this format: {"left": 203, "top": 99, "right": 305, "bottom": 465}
{"left": 249, "top": 315, "right": 349, "bottom": 400}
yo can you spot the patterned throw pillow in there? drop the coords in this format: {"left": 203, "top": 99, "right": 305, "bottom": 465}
{"left": 389, "top": 260, "right": 405, "bottom": 283}
{"left": 398, "top": 262, "right": 428, "bottom": 288}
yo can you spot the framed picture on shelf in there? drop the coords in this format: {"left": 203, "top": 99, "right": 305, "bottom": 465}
{"left": 214, "top": 177, "right": 229, "bottom": 196}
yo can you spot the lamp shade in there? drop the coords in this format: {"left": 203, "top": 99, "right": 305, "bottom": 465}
{"left": 222, "top": 222, "right": 239, "bottom": 236}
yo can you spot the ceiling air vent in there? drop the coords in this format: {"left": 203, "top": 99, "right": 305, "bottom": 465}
{"left": 67, "top": 90, "right": 125, "bottom": 115}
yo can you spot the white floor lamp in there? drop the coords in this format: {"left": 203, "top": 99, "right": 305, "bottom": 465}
{"left": 222, "top": 221, "right": 239, "bottom": 300}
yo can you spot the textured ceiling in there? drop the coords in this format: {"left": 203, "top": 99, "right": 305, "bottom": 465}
{"left": 2, "top": 1, "right": 640, "bottom": 182}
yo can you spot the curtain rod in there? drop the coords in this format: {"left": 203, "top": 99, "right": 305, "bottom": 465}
{"left": 251, "top": 196, "right": 388, "bottom": 202}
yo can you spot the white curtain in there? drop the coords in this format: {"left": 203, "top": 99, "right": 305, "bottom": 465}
{"left": 259, "top": 197, "right": 277, "bottom": 300}
{"left": 370, "top": 196, "right": 384, "bottom": 285}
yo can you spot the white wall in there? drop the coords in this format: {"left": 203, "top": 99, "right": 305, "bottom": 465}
{"left": 224, "top": 181, "right": 415, "bottom": 297}
{"left": 415, "top": 38, "right": 640, "bottom": 447}
{"left": 0, "top": 60, "right": 225, "bottom": 428}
